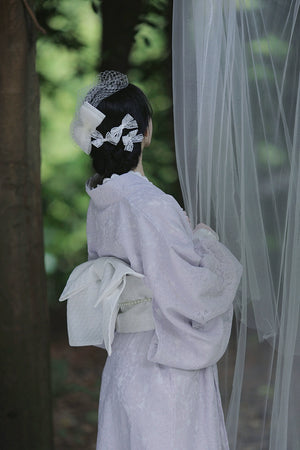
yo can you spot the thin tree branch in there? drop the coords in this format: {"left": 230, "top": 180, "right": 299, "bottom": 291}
{"left": 22, "top": 0, "right": 46, "bottom": 34}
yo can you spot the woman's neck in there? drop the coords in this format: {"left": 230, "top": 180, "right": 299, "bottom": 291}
{"left": 133, "top": 153, "right": 145, "bottom": 176}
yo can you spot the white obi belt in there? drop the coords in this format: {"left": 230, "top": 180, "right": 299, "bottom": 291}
{"left": 59, "top": 257, "right": 154, "bottom": 355}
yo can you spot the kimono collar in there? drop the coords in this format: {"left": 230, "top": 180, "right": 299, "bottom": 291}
{"left": 85, "top": 170, "right": 150, "bottom": 208}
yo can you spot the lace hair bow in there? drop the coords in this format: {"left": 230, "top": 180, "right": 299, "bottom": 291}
{"left": 70, "top": 70, "right": 129, "bottom": 154}
{"left": 122, "top": 130, "right": 144, "bottom": 152}
{"left": 108, "top": 114, "right": 139, "bottom": 142}
{"left": 91, "top": 114, "right": 143, "bottom": 152}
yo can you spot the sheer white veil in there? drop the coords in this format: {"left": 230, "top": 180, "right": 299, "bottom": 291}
{"left": 172, "top": 0, "right": 300, "bottom": 448}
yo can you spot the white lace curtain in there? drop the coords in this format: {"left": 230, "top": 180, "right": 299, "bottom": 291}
{"left": 172, "top": 0, "right": 300, "bottom": 448}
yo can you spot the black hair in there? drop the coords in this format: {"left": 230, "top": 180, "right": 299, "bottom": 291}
{"left": 90, "top": 83, "right": 152, "bottom": 184}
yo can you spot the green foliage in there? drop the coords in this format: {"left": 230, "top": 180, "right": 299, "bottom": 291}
{"left": 257, "top": 384, "right": 274, "bottom": 399}
{"left": 130, "top": 13, "right": 167, "bottom": 64}
{"left": 258, "top": 142, "right": 287, "bottom": 169}
{"left": 248, "top": 64, "right": 274, "bottom": 82}
{"left": 236, "top": 0, "right": 261, "bottom": 10}
{"left": 251, "top": 35, "right": 289, "bottom": 59}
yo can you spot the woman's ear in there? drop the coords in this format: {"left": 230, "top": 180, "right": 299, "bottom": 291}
{"left": 143, "top": 118, "right": 153, "bottom": 147}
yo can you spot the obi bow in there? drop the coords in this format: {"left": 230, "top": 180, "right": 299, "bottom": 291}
{"left": 59, "top": 257, "right": 152, "bottom": 355}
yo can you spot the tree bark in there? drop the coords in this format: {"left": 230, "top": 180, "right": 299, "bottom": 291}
{"left": 100, "top": 0, "right": 144, "bottom": 72}
{"left": 0, "top": 1, "right": 53, "bottom": 448}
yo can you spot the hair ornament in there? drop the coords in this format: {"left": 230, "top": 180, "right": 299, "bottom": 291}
{"left": 91, "top": 114, "right": 143, "bottom": 151}
{"left": 90, "top": 130, "right": 118, "bottom": 148}
{"left": 70, "top": 70, "right": 129, "bottom": 154}
{"left": 122, "top": 130, "right": 144, "bottom": 152}
{"left": 84, "top": 71, "right": 129, "bottom": 106}
{"left": 72, "top": 102, "right": 106, "bottom": 155}
{"left": 107, "top": 114, "right": 139, "bottom": 143}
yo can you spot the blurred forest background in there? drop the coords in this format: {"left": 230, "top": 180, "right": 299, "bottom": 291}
{"left": 1, "top": 0, "right": 297, "bottom": 449}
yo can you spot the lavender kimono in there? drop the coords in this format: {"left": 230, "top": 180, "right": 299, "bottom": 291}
{"left": 85, "top": 170, "right": 243, "bottom": 450}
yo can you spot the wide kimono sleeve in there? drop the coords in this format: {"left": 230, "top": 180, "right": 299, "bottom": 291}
{"left": 115, "top": 197, "right": 243, "bottom": 370}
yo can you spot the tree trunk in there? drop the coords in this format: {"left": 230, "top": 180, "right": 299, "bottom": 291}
{"left": 100, "top": 0, "right": 144, "bottom": 72}
{"left": 0, "top": 1, "right": 53, "bottom": 448}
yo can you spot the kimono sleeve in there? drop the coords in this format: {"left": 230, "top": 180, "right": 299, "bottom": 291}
{"left": 117, "top": 199, "right": 243, "bottom": 370}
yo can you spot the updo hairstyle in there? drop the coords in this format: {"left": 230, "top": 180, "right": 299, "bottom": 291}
{"left": 90, "top": 84, "right": 152, "bottom": 184}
